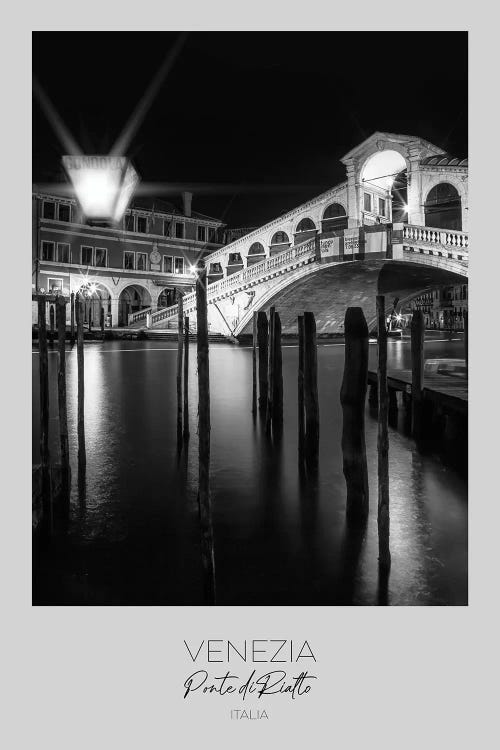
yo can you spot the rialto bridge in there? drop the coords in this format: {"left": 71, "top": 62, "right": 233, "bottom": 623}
{"left": 129, "top": 132, "right": 468, "bottom": 336}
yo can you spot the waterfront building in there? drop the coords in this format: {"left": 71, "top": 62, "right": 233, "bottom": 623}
{"left": 32, "top": 189, "right": 226, "bottom": 326}
{"left": 406, "top": 284, "right": 468, "bottom": 330}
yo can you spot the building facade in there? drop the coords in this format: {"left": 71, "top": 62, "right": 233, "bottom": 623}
{"left": 32, "top": 189, "right": 226, "bottom": 326}
{"left": 405, "top": 284, "right": 468, "bottom": 330}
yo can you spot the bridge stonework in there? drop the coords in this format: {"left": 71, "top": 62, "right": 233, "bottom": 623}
{"left": 136, "top": 132, "right": 468, "bottom": 335}
{"left": 201, "top": 223, "right": 468, "bottom": 337}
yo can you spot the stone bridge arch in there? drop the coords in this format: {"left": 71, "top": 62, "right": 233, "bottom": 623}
{"left": 226, "top": 257, "right": 467, "bottom": 337}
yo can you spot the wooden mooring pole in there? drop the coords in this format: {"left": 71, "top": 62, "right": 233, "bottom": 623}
{"left": 76, "top": 294, "right": 86, "bottom": 468}
{"left": 272, "top": 311, "right": 283, "bottom": 438}
{"left": 410, "top": 310, "right": 425, "bottom": 439}
{"left": 100, "top": 306, "right": 105, "bottom": 337}
{"left": 376, "top": 295, "right": 391, "bottom": 569}
{"left": 196, "top": 268, "right": 216, "bottom": 604}
{"left": 38, "top": 296, "right": 51, "bottom": 520}
{"left": 56, "top": 296, "right": 70, "bottom": 493}
{"left": 266, "top": 306, "right": 276, "bottom": 435}
{"left": 70, "top": 292, "right": 75, "bottom": 345}
{"left": 340, "top": 307, "right": 369, "bottom": 524}
{"left": 177, "top": 293, "right": 184, "bottom": 446}
{"left": 298, "top": 315, "right": 305, "bottom": 463}
{"left": 304, "top": 311, "right": 319, "bottom": 469}
{"left": 183, "top": 315, "right": 190, "bottom": 441}
{"left": 252, "top": 311, "right": 257, "bottom": 416}
{"left": 257, "top": 311, "right": 269, "bottom": 414}
{"left": 49, "top": 303, "right": 55, "bottom": 343}
{"left": 464, "top": 309, "right": 468, "bottom": 374}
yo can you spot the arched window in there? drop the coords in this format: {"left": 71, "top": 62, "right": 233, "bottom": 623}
{"left": 295, "top": 217, "right": 316, "bottom": 233}
{"left": 248, "top": 242, "right": 265, "bottom": 255}
{"left": 424, "top": 183, "right": 462, "bottom": 231}
{"left": 228, "top": 253, "right": 243, "bottom": 264}
{"left": 270, "top": 231, "right": 290, "bottom": 245}
{"left": 322, "top": 203, "right": 348, "bottom": 232}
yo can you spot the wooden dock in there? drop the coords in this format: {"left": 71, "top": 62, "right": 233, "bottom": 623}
{"left": 367, "top": 368, "right": 468, "bottom": 415}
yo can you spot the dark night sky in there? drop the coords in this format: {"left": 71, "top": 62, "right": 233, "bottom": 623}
{"left": 32, "top": 31, "right": 468, "bottom": 227}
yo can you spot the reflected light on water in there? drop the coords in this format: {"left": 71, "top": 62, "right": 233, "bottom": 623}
{"left": 33, "top": 338, "right": 467, "bottom": 606}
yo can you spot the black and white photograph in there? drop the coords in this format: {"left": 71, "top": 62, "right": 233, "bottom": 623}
{"left": 5, "top": 7, "right": 500, "bottom": 749}
{"left": 31, "top": 30, "right": 469, "bottom": 607}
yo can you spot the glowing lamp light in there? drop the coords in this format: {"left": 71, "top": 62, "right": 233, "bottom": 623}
{"left": 62, "top": 155, "right": 139, "bottom": 223}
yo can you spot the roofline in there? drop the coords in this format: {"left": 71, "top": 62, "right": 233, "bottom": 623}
{"left": 341, "top": 131, "right": 445, "bottom": 162}
{"left": 32, "top": 188, "right": 225, "bottom": 226}
{"left": 204, "top": 180, "right": 348, "bottom": 262}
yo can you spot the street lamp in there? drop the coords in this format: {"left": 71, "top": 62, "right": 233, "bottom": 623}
{"left": 62, "top": 155, "right": 139, "bottom": 224}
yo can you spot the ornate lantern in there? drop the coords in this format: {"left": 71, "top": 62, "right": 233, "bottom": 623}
{"left": 62, "top": 155, "right": 139, "bottom": 223}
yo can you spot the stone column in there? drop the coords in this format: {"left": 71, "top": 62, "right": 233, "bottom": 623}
{"left": 461, "top": 181, "right": 468, "bottom": 231}
{"left": 407, "top": 157, "right": 424, "bottom": 226}
{"left": 345, "top": 161, "right": 361, "bottom": 228}
{"left": 149, "top": 287, "right": 160, "bottom": 313}
{"left": 110, "top": 298, "right": 119, "bottom": 328}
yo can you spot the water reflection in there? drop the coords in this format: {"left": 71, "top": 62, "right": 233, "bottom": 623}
{"left": 33, "top": 337, "right": 467, "bottom": 605}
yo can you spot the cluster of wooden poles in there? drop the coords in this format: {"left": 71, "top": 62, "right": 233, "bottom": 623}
{"left": 36, "top": 292, "right": 87, "bottom": 529}
{"left": 249, "top": 295, "right": 405, "bottom": 570}
{"left": 36, "top": 274, "right": 216, "bottom": 602}
{"left": 44, "top": 291, "right": 106, "bottom": 344}
{"left": 251, "top": 308, "right": 320, "bottom": 472}
{"left": 38, "top": 283, "right": 462, "bottom": 592}
{"left": 174, "top": 271, "right": 216, "bottom": 604}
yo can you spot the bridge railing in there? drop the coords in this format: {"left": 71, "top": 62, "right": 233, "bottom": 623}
{"left": 128, "top": 307, "right": 151, "bottom": 325}
{"left": 403, "top": 224, "right": 469, "bottom": 251}
{"left": 148, "top": 236, "right": 317, "bottom": 327}
{"left": 135, "top": 225, "right": 469, "bottom": 328}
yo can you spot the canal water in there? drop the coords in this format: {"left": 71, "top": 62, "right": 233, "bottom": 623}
{"left": 32, "top": 334, "right": 467, "bottom": 606}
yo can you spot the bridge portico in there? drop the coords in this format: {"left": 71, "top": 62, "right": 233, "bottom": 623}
{"left": 128, "top": 132, "right": 468, "bottom": 337}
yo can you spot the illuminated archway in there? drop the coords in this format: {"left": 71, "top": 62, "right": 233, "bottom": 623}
{"left": 118, "top": 284, "right": 152, "bottom": 326}
{"left": 424, "top": 182, "right": 462, "bottom": 230}
{"left": 77, "top": 281, "right": 112, "bottom": 328}
{"left": 361, "top": 150, "right": 408, "bottom": 224}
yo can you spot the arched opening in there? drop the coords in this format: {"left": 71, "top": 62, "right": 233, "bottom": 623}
{"left": 227, "top": 252, "right": 243, "bottom": 276}
{"left": 75, "top": 281, "right": 112, "bottom": 328}
{"left": 361, "top": 149, "right": 407, "bottom": 224}
{"left": 157, "top": 287, "right": 178, "bottom": 309}
{"left": 424, "top": 182, "right": 462, "bottom": 230}
{"left": 269, "top": 231, "right": 290, "bottom": 256}
{"left": 321, "top": 203, "right": 348, "bottom": 232}
{"left": 247, "top": 241, "right": 266, "bottom": 266}
{"left": 295, "top": 217, "right": 317, "bottom": 244}
{"left": 248, "top": 242, "right": 265, "bottom": 255}
{"left": 118, "top": 284, "right": 152, "bottom": 326}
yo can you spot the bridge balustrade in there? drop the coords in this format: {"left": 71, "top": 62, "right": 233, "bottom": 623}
{"left": 147, "top": 237, "right": 318, "bottom": 327}
{"left": 131, "top": 224, "right": 469, "bottom": 329}
{"left": 403, "top": 224, "right": 468, "bottom": 251}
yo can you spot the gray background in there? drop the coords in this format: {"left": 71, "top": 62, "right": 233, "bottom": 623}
{"left": 3, "top": 6, "right": 498, "bottom": 749}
